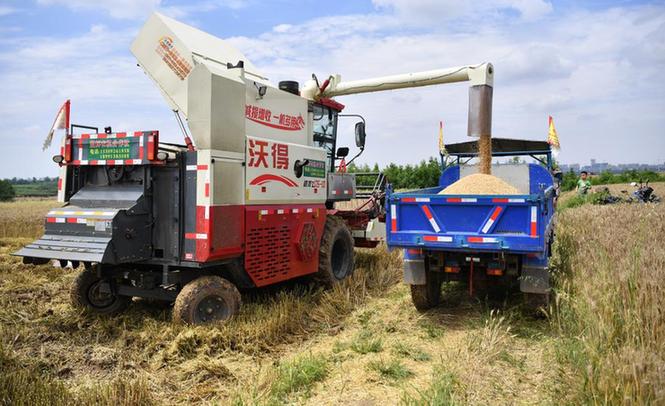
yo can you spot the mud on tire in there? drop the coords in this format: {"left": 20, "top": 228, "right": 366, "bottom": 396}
{"left": 316, "top": 216, "right": 355, "bottom": 286}
{"left": 173, "top": 276, "right": 241, "bottom": 325}
{"left": 70, "top": 268, "right": 131, "bottom": 315}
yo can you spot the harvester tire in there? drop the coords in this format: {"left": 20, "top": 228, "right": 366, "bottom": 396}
{"left": 410, "top": 272, "right": 441, "bottom": 311}
{"left": 316, "top": 216, "right": 355, "bottom": 286}
{"left": 70, "top": 268, "right": 131, "bottom": 315}
{"left": 173, "top": 276, "right": 241, "bottom": 325}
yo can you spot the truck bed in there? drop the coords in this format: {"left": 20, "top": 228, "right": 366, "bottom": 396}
{"left": 386, "top": 185, "right": 555, "bottom": 254}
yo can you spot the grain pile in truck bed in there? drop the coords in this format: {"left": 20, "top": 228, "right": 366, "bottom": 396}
{"left": 439, "top": 173, "right": 520, "bottom": 195}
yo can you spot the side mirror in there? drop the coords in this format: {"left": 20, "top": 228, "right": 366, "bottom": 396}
{"left": 355, "top": 121, "right": 366, "bottom": 149}
{"left": 336, "top": 147, "right": 349, "bottom": 158}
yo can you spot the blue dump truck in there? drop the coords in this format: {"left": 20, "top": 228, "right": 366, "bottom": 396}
{"left": 386, "top": 138, "right": 558, "bottom": 310}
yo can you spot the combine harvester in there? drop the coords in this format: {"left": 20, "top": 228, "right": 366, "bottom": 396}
{"left": 18, "top": 13, "right": 495, "bottom": 324}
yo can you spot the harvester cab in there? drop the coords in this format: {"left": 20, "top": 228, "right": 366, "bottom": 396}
{"left": 17, "top": 12, "right": 494, "bottom": 324}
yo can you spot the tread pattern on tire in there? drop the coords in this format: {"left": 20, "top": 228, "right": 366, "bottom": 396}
{"left": 316, "top": 215, "right": 355, "bottom": 286}
{"left": 173, "top": 275, "right": 241, "bottom": 325}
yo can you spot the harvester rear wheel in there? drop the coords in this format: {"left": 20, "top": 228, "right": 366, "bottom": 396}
{"left": 410, "top": 272, "right": 441, "bottom": 311}
{"left": 70, "top": 268, "right": 131, "bottom": 315}
{"left": 173, "top": 276, "right": 241, "bottom": 325}
{"left": 316, "top": 216, "right": 355, "bottom": 286}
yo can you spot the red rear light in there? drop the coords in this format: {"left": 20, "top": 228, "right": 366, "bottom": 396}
{"left": 444, "top": 266, "right": 460, "bottom": 274}
{"left": 487, "top": 268, "right": 503, "bottom": 276}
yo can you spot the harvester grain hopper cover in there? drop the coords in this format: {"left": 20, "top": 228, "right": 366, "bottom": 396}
{"left": 131, "top": 12, "right": 264, "bottom": 117}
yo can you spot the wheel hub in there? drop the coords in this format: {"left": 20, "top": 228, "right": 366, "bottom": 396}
{"left": 87, "top": 281, "right": 115, "bottom": 308}
{"left": 196, "top": 295, "right": 229, "bottom": 323}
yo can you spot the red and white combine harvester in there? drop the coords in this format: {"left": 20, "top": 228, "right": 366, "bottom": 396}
{"left": 17, "top": 13, "right": 494, "bottom": 324}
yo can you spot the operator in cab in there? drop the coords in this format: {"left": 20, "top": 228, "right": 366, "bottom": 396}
{"left": 577, "top": 171, "right": 592, "bottom": 195}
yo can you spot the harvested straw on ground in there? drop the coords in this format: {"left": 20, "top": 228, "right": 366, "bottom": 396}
{"left": 439, "top": 173, "right": 520, "bottom": 195}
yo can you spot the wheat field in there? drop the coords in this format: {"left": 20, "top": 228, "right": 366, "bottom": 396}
{"left": 1, "top": 186, "right": 664, "bottom": 405}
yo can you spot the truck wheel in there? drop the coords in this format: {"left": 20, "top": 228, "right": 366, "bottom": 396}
{"left": 316, "top": 216, "right": 355, "bottom": 285}
{"left": 410, "top": 272, "right": 441, "bottom": 311}
{"left": 173, "top": 276, "right": 241, "bottom": 325}
{"left": 70, "top": 268, "right": 131, "bottom": 315}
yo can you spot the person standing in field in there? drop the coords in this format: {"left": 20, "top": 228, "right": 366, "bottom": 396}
{"left": 577, "top": 171, "right": 592, "bottom": 195}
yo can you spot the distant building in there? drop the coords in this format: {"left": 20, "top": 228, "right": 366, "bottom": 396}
{"left": 560, "top": 159, "right": 665, "bottom": 174}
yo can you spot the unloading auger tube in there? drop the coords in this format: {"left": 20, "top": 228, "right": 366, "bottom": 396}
{"left": 301, "top": 63, "right": 494, "bottom": 174}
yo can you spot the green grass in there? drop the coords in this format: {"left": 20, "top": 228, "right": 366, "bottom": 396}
{"left": 417, "top": 319, "right": 444, "bottom": 339}
{"left": 392, "top": 343, "right": 431, "bottom": 362}
{"left": 270, "top": 353, "right": 328, "bottom": 401}
{"left": 12, "top": 181, "right": 57, "bottom": 197}
{"left": 402, "top": 368, "right": 461, "bottom": 405}
{"left": 350, "top": 329, "right": 384, "bottom": 354}
{"left": 367, "top": 358, "right": 413, "bottom": 381}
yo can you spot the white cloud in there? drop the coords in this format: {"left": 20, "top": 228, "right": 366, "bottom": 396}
{"left": 1, "top": 2, "right": 664, "bottom": 178}
{"left": 35, "top": 0, "right": 248, "bottom": 20}
{"left": 372, "top": 0, "right": 553, "bottom": 22}
{"left": 36, "top": 0, "right": 161, "bottom": 19}
{"left": 230, "top": 4, "right": 664, "bottom": 167}
{"left": 0, "top": 6, "right": 18, "bottom": 16}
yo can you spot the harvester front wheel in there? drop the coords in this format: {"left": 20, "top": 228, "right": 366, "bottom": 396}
{"left": 410, "top": 272, "right": 441, "bottom": 311}
{"left": 316, "top": 216, "right": 355, "bottom": 285}
{"left": 70, "top": 268, "right": 131, "bottom": 315}
{"left": 173, "top": 276, "right": 241, "bottom": 325}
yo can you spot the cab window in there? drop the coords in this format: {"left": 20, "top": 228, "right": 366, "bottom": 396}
{"left": 312, "top": 104, "right": 338, "bottom": 170}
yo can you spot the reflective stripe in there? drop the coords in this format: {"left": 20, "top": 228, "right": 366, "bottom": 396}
{"left": 530, "top": 206, "right": 538, "bottom": 236}
{"left": 481, "top": 206, "right": 503, "bottom": 234}
{"left": 401, "top": 197, "right": 430, "bottom": 203}
{"left": 48, "top": 210, "right": 115, "bottom": 217}
{"left": 390, "top": 204, "right": 397, "bottom": 232}
{"left": 421, "top": 205, "right": 440, "bottom": 233}
{"left": 468, "top": 236, "right": 498, "bottom": 243}
{"left": 446, "top": 197, "right": 477, "bottom": 203}
{"left": 423, "top": 235, "right": 452, "bottom": 242}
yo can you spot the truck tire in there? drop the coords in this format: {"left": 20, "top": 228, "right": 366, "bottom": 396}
{"left": 173, "top": 276, "right": 241, "bottom": 325}
{"left": 316, "top": 216, "right": 355, "bottom": 286}
{"left": 70, "top": 268, "right": 131, "bottom": 315}
{"left": 410, "top": 272, "right": 441, "bottom": 311}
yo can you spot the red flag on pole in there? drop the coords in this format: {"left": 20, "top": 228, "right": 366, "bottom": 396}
{"left": 43, "top": 99, "right": 70, "bottom": 151}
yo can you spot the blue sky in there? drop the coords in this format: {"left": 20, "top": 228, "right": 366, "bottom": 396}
{"left": 0, "top": 0, "right": 664, "bottom": 178}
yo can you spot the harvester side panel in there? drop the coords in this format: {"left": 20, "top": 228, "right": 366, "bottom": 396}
{"left": 244, "top": 204, "right": 326, "bottom": 287}
{"left": 245, "top": 136, "right": 327, "bottom": 205}
{"left": 182, "top": 150, "right": 246, "bottom": 263}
